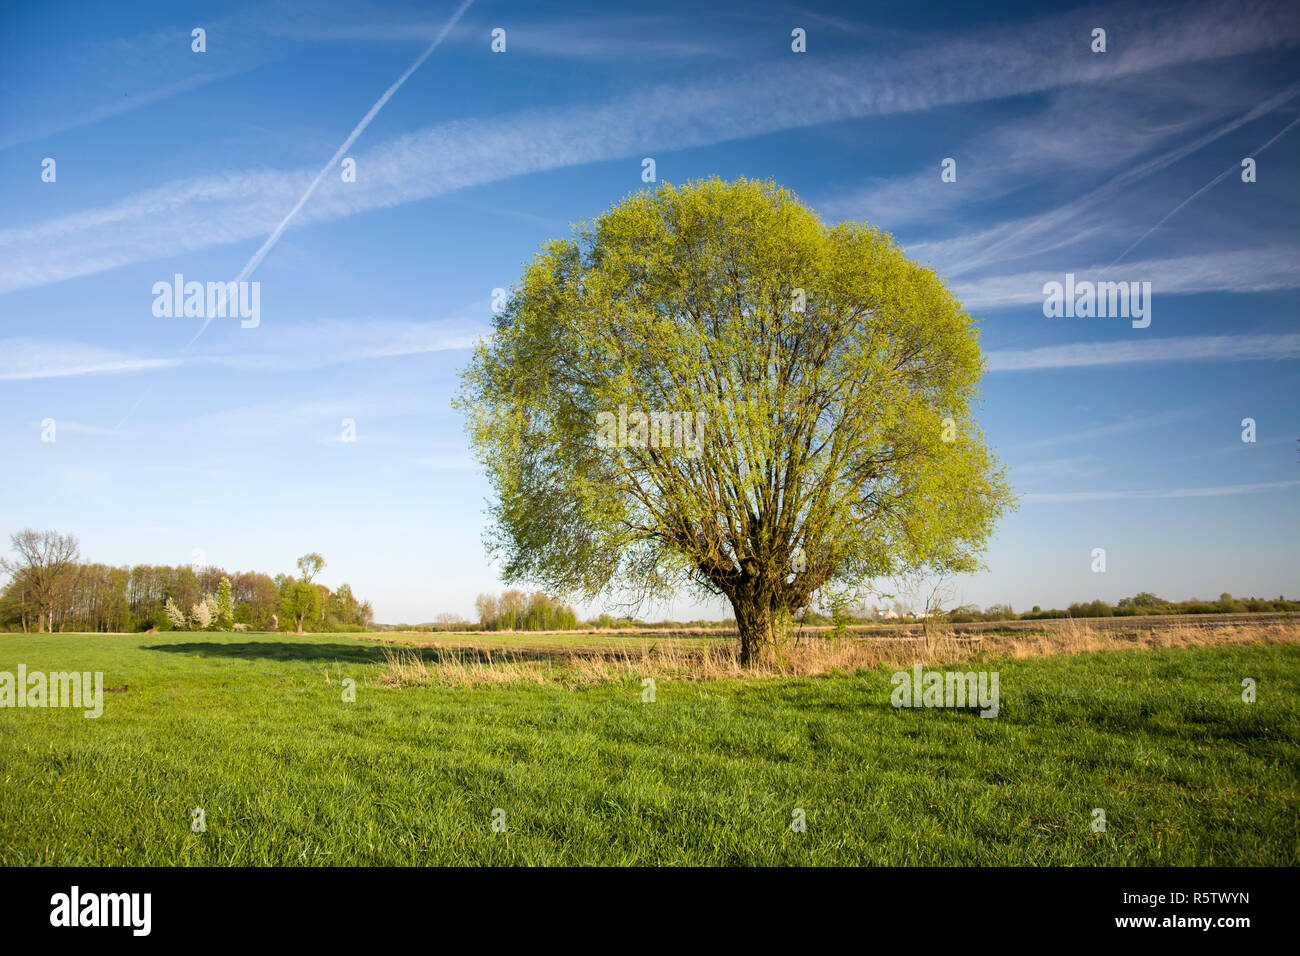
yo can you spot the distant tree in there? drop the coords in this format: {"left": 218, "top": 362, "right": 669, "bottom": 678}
{"left": 1217, "top": 592, "right": 1247, "bottom": 612}
{"left": 497, "top": 589, "right": 527, "bottom": 631}
{"left": 278, "top": 580, "right": 317, "bottom": 635}
{"left": 474, "top": 593, "right": 498, "bottom": 628}
{"left": 1068, "top": 599, "right": 1113, "bottom": 618}
{"left": 195, "top": 565, "right": 225, "bottom": 598}
{"left": 171, "top": 566, "right": 201, "bottom": 620}
{"left": 281, "top": 582, "right": 318, "bottom": 635}
{"left": 1119, "top": 591, "right": 1165, "bottom": 608}
{"left": 164, "top": 597, "right": 187, "bottom": 630}
{"left": 0, "top": 529, "right": 80, "bottom": 632}
{"left": 277, "top": 555, "right": 326, "bottom": 635}
{"left": 322, "top": 582, "right": 372, "bottom": 630}
{"left": 190, "top": 598, "right": 213, "bottom": 630}
{"left": 216, "top": 577, "right": 234, "bottom": 629}
{"left": 232, "top": 571, "right": 279, "bottom": 628}
{"left": 297, "top": 553, "right": 325, "bottom": 584}
{"left": 472, "top": 589, "right": 577, "bottom": 631}
{"left": 313, "top": 582, "right": 331, "bottom": 629}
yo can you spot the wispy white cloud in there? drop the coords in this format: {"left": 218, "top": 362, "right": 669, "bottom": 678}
{"left": 201, "top": 317, "right": 484, "bottom": 371}
{"left": 908, "top": 80, "right": 1300, "bottom": 277}
{"left": 1104, "top": 114, "right": 1300, "bottom": 268}
{"left": 306, "top": 10, "right": 738, "bottom": 60}
{"left": 5, "top": 0, "right": 1297, "bottom": 294}
{"left": 0, "top": 0, "right": 491, "bottom": 151}
{"left": 819, "top": 79, "right": 1230, "bottom": 229}
{"left": 180, "top": 392, "right": 421, "bottom": 436}
{"left": 956, "top": 247, "right": 1300, "bottom": 311}
{"left": 0, "top": 318, "right": 483, "bottom": 382}
{"left": 0, "top": 6, "right": 305, "bottom": 151}
{"left": 986, "top": 332, "right": 1300, "bottom": 371}
{"left": 224, "top": 0, "right": 474, "bottom": 293}
{"left": 1018, "top": 408, "right": 1201, "bottom": 450}
{"left": 0, "top": 339, "right": 181, "bottom": 381}
{"left": 1027, "top": 479, "right": 1300, "bottom": 502}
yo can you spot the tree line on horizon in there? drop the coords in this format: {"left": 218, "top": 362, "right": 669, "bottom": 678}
{"left": 3, "top": 530, "right": 1293, "bottom": 636}
{"left": 473, "top": 590, "right": 580, "bottom": 631}
{"left": 796, "top": 591, "right": 1299, "bottom": 626}
{"left": 0, "top": 530, "right": 372, "bottom": 634}
{"left": 398, "top": 589, "right": 1299, "bottom": 634}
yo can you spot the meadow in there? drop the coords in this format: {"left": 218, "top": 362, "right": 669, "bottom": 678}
{"left": 1, "top": 625, "right": 1297, "bottom": 866}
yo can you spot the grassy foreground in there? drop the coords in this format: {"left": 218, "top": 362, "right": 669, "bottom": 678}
{"left": 1, "top": 630, "right": 1297, "bottom": 865}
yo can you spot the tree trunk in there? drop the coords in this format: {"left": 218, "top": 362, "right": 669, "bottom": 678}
{"left": 733, "top": 593, "right": 777, "bottom": 667}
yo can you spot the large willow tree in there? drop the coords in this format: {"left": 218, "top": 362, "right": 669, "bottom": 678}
{"left": 457, "top": 178, "right": 1014, "bottom": 664}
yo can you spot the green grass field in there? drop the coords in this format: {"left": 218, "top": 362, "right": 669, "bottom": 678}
{"left": 1, "top": 631, "right": 1296, "bottom": 865}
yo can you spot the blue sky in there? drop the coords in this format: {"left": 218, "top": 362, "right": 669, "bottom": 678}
{"left": 1, "top": 0, "right": 1297, "bottom": 623}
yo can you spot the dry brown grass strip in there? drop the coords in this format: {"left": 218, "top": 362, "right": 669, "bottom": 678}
{"left": 370, "top": 621, "right": 1300, "bottom": 689}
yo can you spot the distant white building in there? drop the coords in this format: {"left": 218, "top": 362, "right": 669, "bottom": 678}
{"left": 866, "top": 606, "right": 915, "bottom": 620}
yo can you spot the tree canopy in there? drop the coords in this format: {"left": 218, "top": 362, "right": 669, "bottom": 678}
{"left": 457, "top": 177, "right": 1015, "bottom": 663}
{"left": 0, "top": 529, "right": 80, "bottom": 633}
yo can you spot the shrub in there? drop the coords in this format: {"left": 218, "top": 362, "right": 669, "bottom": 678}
{"left": 163, "top": 598, "right": 187, "bottom": 630}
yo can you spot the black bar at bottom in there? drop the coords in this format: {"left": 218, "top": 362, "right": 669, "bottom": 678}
{"left": 0, "top": 865, "right": 1292, "bottom": 943}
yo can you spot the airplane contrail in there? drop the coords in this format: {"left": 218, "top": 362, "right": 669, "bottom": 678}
{"left": 1107, "top": 112, "right": 1300, "bottom": 269}
{"left": 948, "top": 81, "right": 1300, "bottom": 277}
{"left": 113, "top": 0, "right": 475, "bottom": 429}
{"left": 188, "top": 0, "right": 476, "bottom": 348}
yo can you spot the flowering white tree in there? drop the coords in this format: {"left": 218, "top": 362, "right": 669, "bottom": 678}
{"left": 191, "top": 598, "right": 213, "bottom": 630}
{"left": 164, "top": 597, "right": 187, "bottom": 630}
